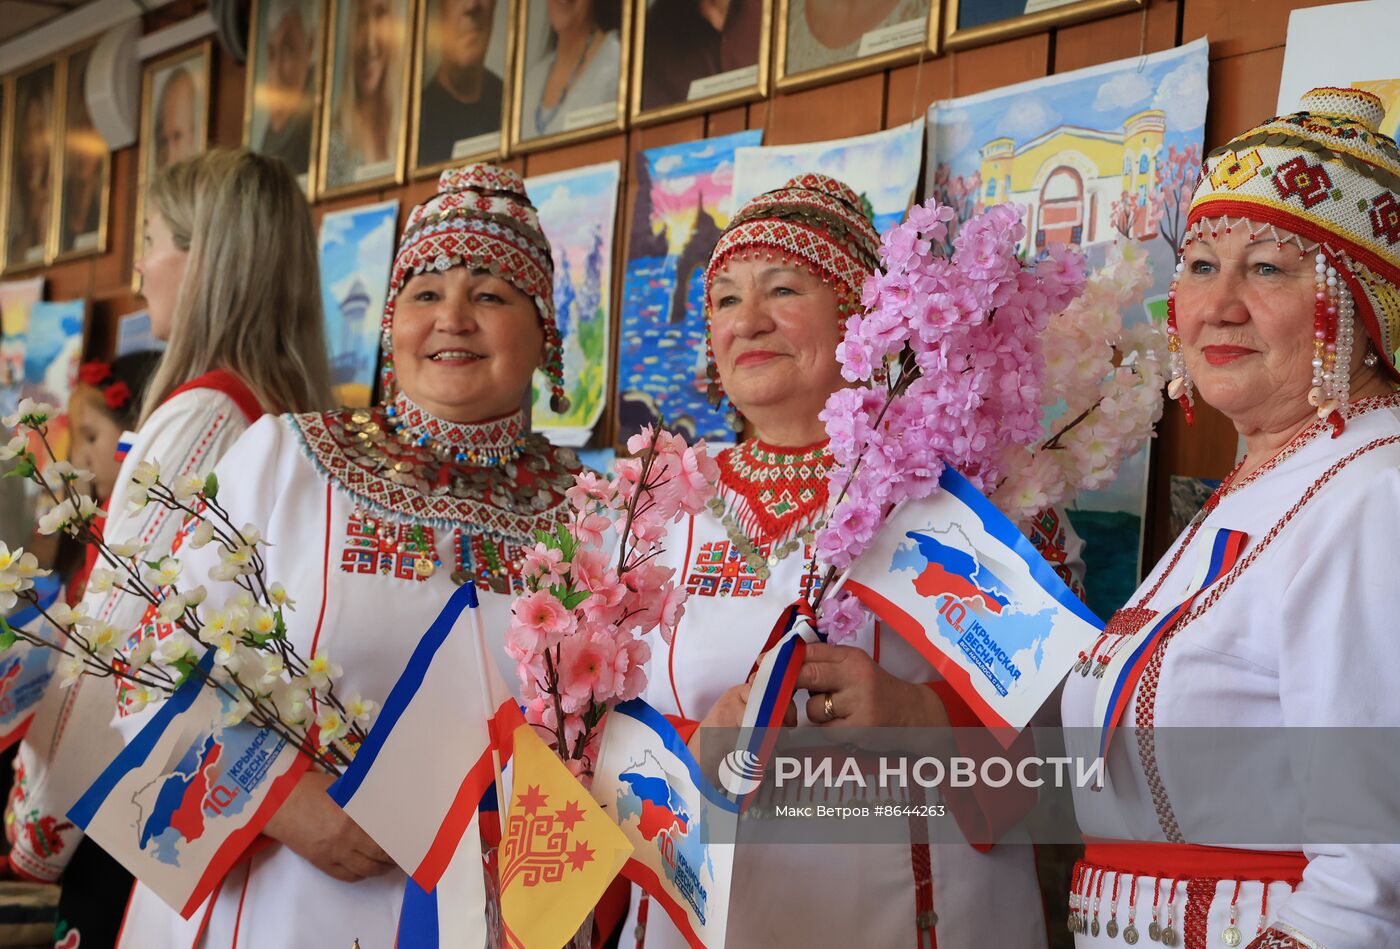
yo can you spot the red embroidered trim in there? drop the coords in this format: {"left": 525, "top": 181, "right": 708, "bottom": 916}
{"left": 1246, "top": 928, "right": 1310, "bottom": 949}
{"left": 388, "top": 395, "right": 526, "bottom": 450}
{"left": 715, "top": 438, "right": 833, "bottom": 545}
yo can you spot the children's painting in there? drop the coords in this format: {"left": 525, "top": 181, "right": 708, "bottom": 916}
{"left": 318, "top": 200, "right": 400, "bottom": 406}
{"left": 22, "top": 300, "right": 85, "bottom": 463}
{"left": 526, "top": 161, "right": 621, "bottom": 444}
{"left": 618, "top": 129, "right": 762, "bottom": 446}
{"left": 926, "top": 38, "right": 1208, "bottom": 616}
{"left": 115, "top": 310, "right": 165, "bottom": 357}
{"left": 0, "top": 278, "right": 45, "bottom": 419}
{"left": 730, "top": 118, "right": 925, "bottom": 233}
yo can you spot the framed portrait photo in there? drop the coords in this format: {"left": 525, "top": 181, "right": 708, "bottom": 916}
{"left": 631, "top": 0, "right": 770, "bottom": 125}
{"left": 942, "top": 0, "right": 1143, "bottom": 51}
{"left": 244, "top": 0, "right": 327, "bottom": 194}
{"left": 55, "top": 43, "right": 113, "bottom": 261}
{"left": 775, "top": 0, "right": 934, "bottom": 90}
{"left": 319, "top": 0, "right": 414, "bottom": 196}
{"left": 410, "top": 0, "right": 514, "bottom": 175}
{"left": 134, "top": 42, "right": 212, "bottom": 290}
{"left": 4, "top": 60, "right": 61, "bottom": 273}
{"left": 510, "top": 0, "right": 630, "bottom": 153}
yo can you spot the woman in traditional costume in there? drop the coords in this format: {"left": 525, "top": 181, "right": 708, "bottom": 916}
{"left": 114, "top": 162, "right": 582, "bottom": 947}
{"left": 630, "top": 173, "right": 1080, "bottom": 947}
{"left": 1062, "top": 88, "right": 1400, "bottom": 948}
{"left": 6, "top": 150, "right": 330, "bottom": 935}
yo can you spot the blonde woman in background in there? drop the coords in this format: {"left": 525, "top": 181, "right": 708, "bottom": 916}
{"left": 5, "top": 149, "right": 331, "bottom": 948}
{"left": 325, "top": 0, "right": 404, "bottom": 184}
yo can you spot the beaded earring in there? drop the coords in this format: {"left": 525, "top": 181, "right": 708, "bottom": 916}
{"left": 1165, "top": 254, "right": 1193, "bottom": 425}
{"left": 543, "top": 323, "right": 570, "bottom": 414}
{"left": 377, "top": 332, "right": 397, "bottom": 405}
{"left": 1310, "top": 249, "right": 1354, "bottom": 436}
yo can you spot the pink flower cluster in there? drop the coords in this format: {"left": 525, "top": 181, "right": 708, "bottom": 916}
{"left": 506, "top": 425, "right": 718, "bottom": 765}
{"left": 816, "top": 200, "right": 1087, "bottom": 578}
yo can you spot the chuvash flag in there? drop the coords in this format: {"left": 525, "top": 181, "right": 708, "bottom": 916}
{"left": 591, "top": 700, "right": 739, "bottom": 949}
{"left": 0, "top": 571, "right": 63, "bottom": 751}
{"left": 329, "top": 581, "right": 525, "bottom": 892}
{"left": 68, "top": 650, "right": 314, "bottom": 918}
{"left": 840, "top": 467, "right": 1104, "bottom": 735}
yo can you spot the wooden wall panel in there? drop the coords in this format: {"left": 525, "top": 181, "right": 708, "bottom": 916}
{"left": 1182, "top": 0, "right": 1335, "bottom": 58}
{"left": 1054, "top": 0, "right": 1180, "bottom": 73}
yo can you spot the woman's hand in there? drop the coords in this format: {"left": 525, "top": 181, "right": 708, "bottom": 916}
{"left": 262, "top": 771, "right": 397, "bottom": 883}
{"left": 795, "top": 644, "right": 949, "bottom": 729}
{"left": 686, "top": 682, "right": 797, "bottom": 769}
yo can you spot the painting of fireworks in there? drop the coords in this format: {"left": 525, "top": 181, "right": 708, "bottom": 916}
{"left": 318, "top": 199, "right": 400, "bottom": 407}
{"left": 617, "top": 128, "right": 762, "bottom": 446}
{"left": 527, "top": 161, "right": 621, "bottom": 444}
{"left": 926, "top": 38, "right": 1209, "bottom": 616}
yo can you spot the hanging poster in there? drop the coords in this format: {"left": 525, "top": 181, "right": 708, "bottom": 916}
{"left": 525, "top": 161, "right": 621, "bottom": 444}
{"left": 618, "top": 128, "right": 762, "bottom": 446}
{"left": 730, "top": 118, "right": 925, "bottom": 233}
{"left": 317, "top": 200, "right": 399, "bottom": 407}
{"left": 925, "top": 38, "right": 1209, "bottom": 617}
{"left": 0, "top": 278, "right": 45, "bottom": 413}
{"left": 21, "top": 300, "right": 85, "bottom": 464}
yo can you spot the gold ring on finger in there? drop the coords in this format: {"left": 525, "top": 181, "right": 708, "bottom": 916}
{"left": 823, "top": 694, "right": 835, "bottom": 721}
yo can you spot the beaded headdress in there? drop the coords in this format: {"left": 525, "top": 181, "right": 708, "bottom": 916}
{"left": 1168, "top": 87, "right": 1400, "bottom": 430}
{"left": 701, "top": 173, "right": 881, "bottom": 406}
{"left": 379, "top": 163, "right": 567, "bottom": 412}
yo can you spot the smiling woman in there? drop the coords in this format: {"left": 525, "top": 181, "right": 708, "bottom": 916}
{"left": 109, "top": 164, "right": 587, "bottom": 948}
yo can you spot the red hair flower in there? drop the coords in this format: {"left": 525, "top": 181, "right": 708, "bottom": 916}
{"left": 102, "top": 380, "right": 131, "bottom": 410}
{"left": 78, "top": 361, "right": 112, "bottom": 386}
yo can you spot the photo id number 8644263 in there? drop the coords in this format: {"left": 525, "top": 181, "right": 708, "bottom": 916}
{"left": 874, "top": 804, "right": 948, "bottom": 818}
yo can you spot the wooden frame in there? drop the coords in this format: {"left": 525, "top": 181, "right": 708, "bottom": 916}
{"left": 0, "top": 77, "right": 10, "bottom": 270}
{"left": 3, "top": 59, "right": 62, "bottom": 274}
{"left": 408, "top": 0, "right": 515, "bottom": 178}
{"left": 509, "top": 0, "right": 631, "bottom": 154}
{"left": 317, "top": 0, "right": 416, "bottom": 198}
{"left": 629, "top": 0, "right": 771, "bottom": 126}
{"left": 774, "top": 0, "right": 937, "bottom": 92}
{"left": 243, "top": 0, "right": 329, "bottom": 197}
{"left": 53, "top": 40, "right": 113, "bottom": 263}
{"left": 941, "top": 0, "right": 1144, "bottom": 51}
{"left": 133, "top": 41, "right": 213, "bottom": 292}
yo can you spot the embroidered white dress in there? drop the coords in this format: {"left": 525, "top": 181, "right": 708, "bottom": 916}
{"left": 113, "top": 399, "right": 580, "bottom": 949}
{"left": 626, "top": 439, "right": 1081, "bottom": 949}
{"left": 1061, "top": 395, "right": 1400, "bottom": 949}
{"left": 8, "top": 377, "right": 261, "bottom": 883}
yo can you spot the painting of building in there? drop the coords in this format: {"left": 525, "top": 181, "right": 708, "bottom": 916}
{"left": 976, "top": 109, "right": 1166, "bottom": 247}
{"left": 318, "top": 200, "right": 399, "bottom": 407}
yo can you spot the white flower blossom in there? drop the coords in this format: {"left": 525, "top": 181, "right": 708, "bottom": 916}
{"left": 189, "top": 521, "right": 216, "bottom": 549}
{"left": 272, "top": 679, "right": 312, "bottom": 726}
{"left": 37, "top": 500, "right": 76, "bottom": 536}
{"left": 156, "top": 631, "right": 196, "bottom": 667}
{"left": 346, "top": 694, "right": 378, "bottom": 727}
{"left": 0, "top": 434, "right": 28, "bottom": 461}
{"left": 125, "top": 686, "right": 156, "bottom": 714}
{"left": 184, "top": 585, "right": 208, "bottom": 607}
{"left": 267, "top": 583, "right": 295, "bottom": 610}
{"left": 223, "top": 697, "right": 254, "bottom": 727}
{"left": 107, "top": 539, "right": 150, "bottom": 559}
{"left": 172, "top": 474, "right": 205, "bottom": 501}
{"left": 257, "top": 652, "right": 286, "bottom": 690}
{"left": 305, "top": 651, "right": 343, "bottom": 692}
{"left": 128, "top": 636, "right": 157, "bottom": 670}
{"left": 46, "top": 461, "right": 95, "bottom": 487}
{"left": 249, "top": 608, "right": 277, "bottom": 638}
{"left": 129, "top": 460, "right": 160, "bottom": 488}
{"left": 3, "top": 398, "right": 58, "bottom": 429}
{"left": 88, "top": 622, "right": 121, "bottom": 661}
{"left": 87, "top": 568, "right": 118, "bottom": 594}
{"left": 156, "top": 594, "right": 188, "bottom": 623}
{"left": 57, "top": 653, "right": 86, "bottom": 689}
{"left": 316, "top": 709, "right": 349, "bottom": 746}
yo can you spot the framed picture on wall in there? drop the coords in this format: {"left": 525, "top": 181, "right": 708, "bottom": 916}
{"left": 55, "top": 42, "right": 113, "bottom": 261}
{"left": 941, "top": 0, "right": 1143, "bottom": 51}
{"left": 319, "top": 0, "right": 414, "bottom": 196}
{"left": 244, "top": 0, "right": 327, "bottom": 194}
{"left": 410, "top": 0, "right": 513, "bottom": 174}
{"left": 510, "top": 0, "right": 629, "bottom": 152}
{"left": 0, "top": 78, "right": 10, "bottom": 267}
{"left": 631, "top": 0, "right": 771, "bottom": 125}
{"left": 774, "top": 0, "right": 934, "bottom": 90}
{"left": 134, "top": 42, "right": 211, "bottom": 289}
{"left": 4, "top": 60, "right": 60, "bottom": 273}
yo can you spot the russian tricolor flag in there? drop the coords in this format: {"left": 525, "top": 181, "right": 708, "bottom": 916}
{"left": 329, "top": 581, "right": 524, "bottom": 892}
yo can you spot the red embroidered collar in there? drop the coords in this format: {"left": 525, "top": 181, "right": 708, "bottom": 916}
{"left": 289, "top": 405, "right": 581, "bottom": 539}
{"left": 714, "top": 438, "right": 834, "bottom": 545}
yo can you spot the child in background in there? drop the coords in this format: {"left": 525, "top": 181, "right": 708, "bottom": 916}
{"left": 57, "top": 352, "right": 162, "bottom": 603}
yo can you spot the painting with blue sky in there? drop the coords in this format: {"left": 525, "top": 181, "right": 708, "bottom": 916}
{"left": 22, "top": 300, "right": 84, "bottom": 464}
{"left": 526, "top": 161, "right": 621, "bottom": 444}
{"left": 731, "top": 118, "right": 925, "bottom": 234}
{"left": 318, "top": 200, "right": 399, "bottom": 407}
{"left": 618, "top": 129, "right": 762, "bottom": 446}
{"left": 926, "top": 39, "right": 1209, "bottom": 616}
